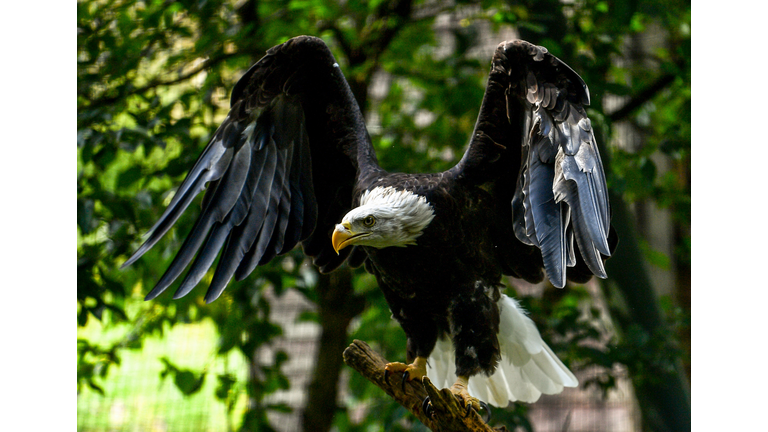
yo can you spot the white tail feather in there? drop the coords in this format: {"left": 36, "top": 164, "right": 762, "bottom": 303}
{"left": 426, "top": 294, "right": 577, "bottom": 407}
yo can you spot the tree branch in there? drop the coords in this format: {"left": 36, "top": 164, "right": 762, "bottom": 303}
{"left": 343, "top": 340, "right": 508, "bottom": 432}
{"left": 607, "top": 72, "right": 676, "bottom": 123}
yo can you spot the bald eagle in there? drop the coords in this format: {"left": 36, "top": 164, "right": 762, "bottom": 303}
{"left": 123, "top": 36, "right": 615, "bottom": 411}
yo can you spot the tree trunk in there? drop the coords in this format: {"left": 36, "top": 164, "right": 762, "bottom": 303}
{"left": 302, "top": 267, "right": 364, "bottom": 432}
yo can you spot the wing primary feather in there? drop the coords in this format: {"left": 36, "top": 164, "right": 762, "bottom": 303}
{"left": 558, "top": 148, "right": 610, "bottom": 255}
{"left": 143, "top": 136, "right": 253, "bottom": 299}
{"left": 202, "top": 138, "right": 271, "bottom": 296}
{"left": 270, "top": 178, "right": 294, "bottom": 256}
{"left": 512, "top": 139, "right": 534, "bottom": 247}
{"left": 144, "top": 176, "right": 247, "bottom": 300}
{"left": 521, "top": 154, "right": 538, "bottom": 247}
{"left": 203, "top": 142, "right": 271, "bottom": 301}
{"left": 280, "top": 149, "right": 306, "bottom": 253}
{"left": 208, "top": 206, "right": 266, "bottom": 298}
{"left": 255, "top": 145, "right": 291, "bottom": 266}
{"left": 234, "top": 136, "right": 279, "bottom": 281}
{"left": 143, "top": 212, "right": 217, "bottom": 300}
{"left": 173, "top": 143, "right": 255, "bottom": 299}
{"left": 526, "top": 143, "right": 567, "bottom": 288}
{"left": 564, "top": 205, "right": 576, "bottom": 267}
{"left": 235, "top": 140, "right": 285, "bottom": 277}
{"left": 266, "top": 97, "right": 306, "bottom": 256}
{"left": 172, "top": 222, "right": 230, "bottom": 299}
{"left": 158, "top": 137, "right": 234, "bottom": 220}
{"left": 205, "top": 223, "right": 259, "bottom": 303}
{"left": 562, "top": 179, "right": 607, "bottom": 278}
{"left": 122, "top": 132, "right": 239, "bottom": 270}
{"left": 268, "top": 139, "right": 297, "bottom": 257}
{"left": 200, "top": 178, "right": 222, "bottom": 213}
{"left": 122, "top": 173, "right": 210, "bottom": 269}
{"left": 280, "top": 120, "right": 315, "bottom": 253}
{"left": 299, "top": 150, "right": 318, "bottom": 241}
{"left": 204, "top": 97, "right": 306, "bottom": 299}
{"left": 205, "top": 234, "right": 241, "bottom": 303}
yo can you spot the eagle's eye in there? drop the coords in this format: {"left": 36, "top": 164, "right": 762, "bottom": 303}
{"left": 363, "top": 215, "right": 376, "bottom": 227}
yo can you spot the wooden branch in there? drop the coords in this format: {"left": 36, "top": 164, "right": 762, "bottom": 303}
{"left": 607, "top": 72, "right": 676, "bottom": 123}
{"left": 342, "top": 340, "right": 508, "bottom": 432}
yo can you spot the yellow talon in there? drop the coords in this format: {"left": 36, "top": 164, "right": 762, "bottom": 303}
{"left": 450, "top": 376, "right": 483, "bottom": 414}
{"left": 384, "top": 357, "right": 428, "bottom": 391}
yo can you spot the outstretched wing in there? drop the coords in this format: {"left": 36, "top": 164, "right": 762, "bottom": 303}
{"left": 453, "top": 40, "right": 615, "bottom": 288}
{"left": 122, "top": 36, "right": 379, "bottom": 303}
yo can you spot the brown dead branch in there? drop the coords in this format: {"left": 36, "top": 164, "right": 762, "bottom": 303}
{"left": 342, "top": 340, "right": 509, "bottom": 432}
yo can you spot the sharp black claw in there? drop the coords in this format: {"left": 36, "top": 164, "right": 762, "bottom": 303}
{"left": 456, "top": 397, "right": 489, "bottom": 419}
{"left": 479, "top": 401, "right": 491, "bottom": 423}
{"left": 401, "top": 370, "right": 409, "bottom": 392}
{"left": 384, "top": 369, "right": 391, "bottom": 384}
{"left": 422, "top": 396, "right": 433, "bottom": 417}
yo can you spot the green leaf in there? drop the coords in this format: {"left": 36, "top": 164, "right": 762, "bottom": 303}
{"left": 77, "top": 198, "right": 96, "bottom": 234}
{"left": 159, "top": 357, "right": 207, "bottom": 396}
{"left": 215, "top": 373, "right": 237, "bottom": 401}
{"left": 116, "top": 166, "right": 143, "bottom": 189}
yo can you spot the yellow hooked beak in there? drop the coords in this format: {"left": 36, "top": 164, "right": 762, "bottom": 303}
{"left": 332, "top": 221, "right": 367, "bottom": 254}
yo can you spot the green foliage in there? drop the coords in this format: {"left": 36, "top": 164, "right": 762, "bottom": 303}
{"left": 78, "top": 0, "right": 690, "bottom": 430}
{"left": 77, "top": 338, "right": 122, "bottom": 395}
{"left": 160, "top": 357, "right": 207, "bottom": 395}
{"left": 77, "top": 320, "right": 250, "bottom": 431}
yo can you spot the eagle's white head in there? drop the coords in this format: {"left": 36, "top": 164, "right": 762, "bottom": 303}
{"left": 332, "top": 186, "right": 435, "bottom": 252}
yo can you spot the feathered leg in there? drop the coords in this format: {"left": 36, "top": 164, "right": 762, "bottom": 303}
{"left": 380, "top": 286, "right": 440, "bottom": 391}
{"left": 444, "top": 281, "right": 501, "bottom": 412}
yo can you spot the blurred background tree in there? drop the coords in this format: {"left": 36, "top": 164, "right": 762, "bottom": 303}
{"left": 77, "top": 0, "right": 690, "bottom": 431}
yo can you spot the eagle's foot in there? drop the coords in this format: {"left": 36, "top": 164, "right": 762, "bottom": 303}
{"left": 384, "top": 357, "right": 427, "bottom": 392}
{"left": 420, "top": 391, "right": 490, "bottom": 421}
{"left": 450, "top": 376, "right": 486, "bottom": 417}
{"left": 451, "top": 387, "right": 481, "bottom": 415}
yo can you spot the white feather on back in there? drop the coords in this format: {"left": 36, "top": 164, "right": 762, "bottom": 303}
{"left": 426, "top": 294, "right": 578, "bottom": 407}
